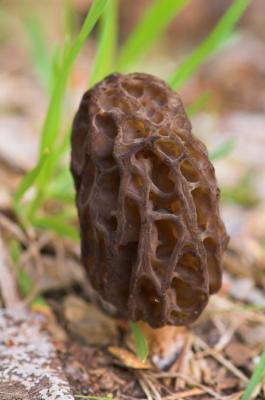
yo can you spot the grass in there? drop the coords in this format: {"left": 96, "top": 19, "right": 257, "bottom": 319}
{"left": 186, "top": 92, "right": 210, "bottom": 117}
{"left": 209, "top": 138, "right": 235, "bottom": 161}
{"left": 12, "top": 0, "right": 253, "bottom": 364}
{"left": 221, "top": 174, "right": 258, "bottom": 207}
{"left": 130, "top": 322, "right": 149, "bottom": 363}
{"left": 242, "top": 349, "right": 265, "bottom": 400}
{"left": 9, "top": 239, "right": 46, "bottom": 306}
{"left": 23, "top": 13, "right": 51, "bottom": 90}
{"left": 14, "top": 0, "right": 108, "bottom": 232}
{"left": 89, "top": 0, "right": 118, "bottom": 86}
{"left": 15, "top": 0, "right": 251, "bottom": 231}
{"left": 117, "top": 0, "right": 189, "bottom": 71}
{"left": 39, "top": 0, "right": 108, "bottom": 155}
{"left": 169, "top": 0, "right": 251, "bottom": 89}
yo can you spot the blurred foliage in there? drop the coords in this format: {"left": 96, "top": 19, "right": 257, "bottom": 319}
{"left": 186, "top": 92, "right": 210, "bottom": 117}
{"left": 117, "top": 0, "right": 189, "bottom": 71}
{"left": 169, "top": 0, "right": 250, "bottom": 89}
{"left": 209, "top": 138, "right": 235, "bottom": 161}
{"left": 89, "top": 0, "right": 118, "bottom": 85}
{"left": 14, "top": 0, "right": 251, "bottom": 239}
{"left": 9, "top": 239, "right": 46, "bottom": 305}
{"left": 221, "top": 174, "right": 258, "bottom": 207}
{"left": 23, "top": 13, "right": 51, "bottom": 90}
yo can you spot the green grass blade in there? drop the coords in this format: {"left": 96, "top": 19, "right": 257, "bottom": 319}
{"left": 32, "top": 216, "right": 79, "bottom": 241}
{"left": 23, "top": 14, "right": 51, "bottom": 89}
{"left": 169, "top": 0, "right": 251, "bottom": 89}
{"left": 63, "top": 0, "right": 109, "bottom": 77}
{"left": 25, "top": 127, "right": 71, "bottom": 221}
{"left": 37, "top": 125, "right": 70, "bottom": 189}
{"left": 24, "top": 0, "right": 108, "bottom": 221}
{"left": 186, "top": 92, "right": 210, "bottom": 117}
{"left": 242, "top": 349, "right": 265, "bottom": 400}
{"left": 117, "top": 0, "right": 189, "bottom": 71}
{"left": 46, "top": 169, "right": 75, "bottom": 204}
{"left": 64, "top": 0, "right": 78, "bottom": 40}
{"left": 130, "top": 322, "right": 149, "bottom": 363}
{"left": 49, "top": 46, "right": 62, "bottom": 91}
{"left": 19, "top": 270, "right": 47, "bottom": 306}
{"left": 40, "top": 0, "right": 108, "bottom": 155}
{"left": 209, "top": 138, "right": 235, "bottom": 161}
{"left": 89, "top": 0, "right": 117, "bottom": 86}
{"left": 13, "top": 150, "right": 49, "bottom": 209}
{"left": 9, "top": 239, "right": 45, "bottom": 305}
{"left": 0, "top": 9, "right": 12, "bottom": 41}
{"left": 221, "top": 174, "right": 258, "bottom": 207}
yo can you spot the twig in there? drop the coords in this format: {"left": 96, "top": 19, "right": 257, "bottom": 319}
{"left": 206, "top": 349, "right": 249, "bottom": 384}
{"left": 22, "top": 283, "right": 42, "bottom": 307}
{"left": 0, "top": 213, "right": 28, "bottom": 246}
{"left": 170, "top": 332, "right": 193, "bottom": 389}
{"left": 153, "top": 372, "right": 224, "bottom": 399}
{"left": 214, "top": 320, "right": 242, "bottom": 352}
{"left": 195, "top": 336, "right": 249, "bottom": 384}
{"left": 141, "top": 374, "right": 162, "bottom": 400}
{"left": 19, "top": 232, "right": 53, "bottom": 267}
{"left": 138, "top": 377, "right": 153, "bottom": 400}
{"left": 169, "top": 332, "right": 193, "bottom": 373}
{"left": 137, "top": 372, "right": 162, "bottom": 400}
{"left": 0, "top": 235, "right": 20, "bottom": 307}
{"left": 224, "top": 391, "right": 244, "bottom": 400}
{"left": 161, "top": 387, "right": 206, "bottom": 399}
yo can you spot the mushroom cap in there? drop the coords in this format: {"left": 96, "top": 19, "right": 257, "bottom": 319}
{"left": 71, "top": 72, "right": 229, "bottom": 328}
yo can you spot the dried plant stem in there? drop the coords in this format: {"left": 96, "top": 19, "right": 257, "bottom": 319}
{"left": 0, "top": 235, "right": 20, "bottom": 307}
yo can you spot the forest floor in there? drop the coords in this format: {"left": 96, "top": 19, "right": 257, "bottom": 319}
{"left": 1, "top": 1, "right": 265, "bottom": 399}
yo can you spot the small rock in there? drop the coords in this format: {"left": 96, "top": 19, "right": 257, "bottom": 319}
{"left": 247, "top": 288, "right": 265, "bottom": 307}
{"left": 229, "top": 277, "right": 265, "bottom": 306}
{"left": 63, "top": 295, "right": 118, "bottom": 346}
{"left": 229, "top": 277, "right": 253, "bottom": 301}
{"left": 225, "top": 342, "right": 252, "bottom": 366}
{"left": 239, "top": 323, "right": 265, "bottom": 348}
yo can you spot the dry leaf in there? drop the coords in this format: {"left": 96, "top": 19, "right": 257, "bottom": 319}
{"left": 108, "top": 346, "right": 151, "bottom": 369}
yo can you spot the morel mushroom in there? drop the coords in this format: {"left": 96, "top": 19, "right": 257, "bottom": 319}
{"left": 71, "top": 72, "right": 229, "bottom": 328}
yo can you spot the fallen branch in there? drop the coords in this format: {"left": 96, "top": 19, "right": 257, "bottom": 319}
{"left": 0, "top": 308, "right": 74, "bottom": 400}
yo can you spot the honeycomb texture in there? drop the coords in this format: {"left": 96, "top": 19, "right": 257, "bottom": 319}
{"left": 71, "top": 73, "right": 229, "bottom": 328}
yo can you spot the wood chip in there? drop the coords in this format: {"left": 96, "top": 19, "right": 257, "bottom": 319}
{"left": 0, "top": 308, "right": 74, "bottom": 400}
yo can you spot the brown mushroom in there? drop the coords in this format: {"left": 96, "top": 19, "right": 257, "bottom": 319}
{"left": 70, "top": 72, "right": 229, "bottom": 329}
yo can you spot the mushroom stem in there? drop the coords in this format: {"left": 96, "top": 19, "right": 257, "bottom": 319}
{"left": 138, "top": 321, "right": 189, "bottom": 369}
